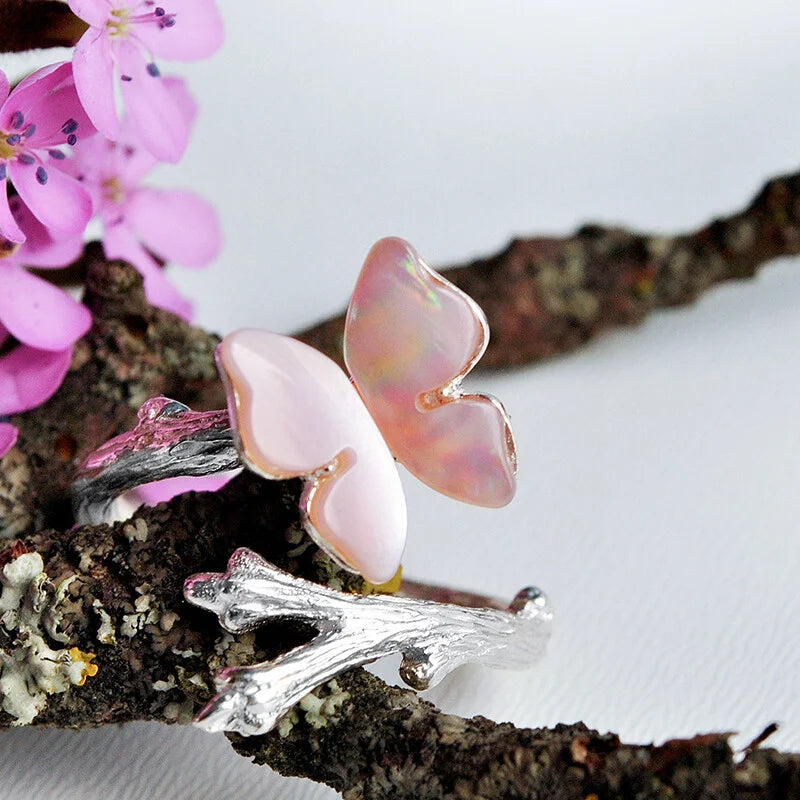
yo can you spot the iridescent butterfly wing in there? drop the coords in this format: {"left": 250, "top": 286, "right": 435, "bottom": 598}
{"left": 344, "top": 237, "right": 517, "bottom": 507}
{"left": 216, "top": 329, "right": 406, "bottom": 584}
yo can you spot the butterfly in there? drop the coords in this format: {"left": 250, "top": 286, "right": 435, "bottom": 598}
{"left": 216, "top": 237, "right": 517, "bottom": 584}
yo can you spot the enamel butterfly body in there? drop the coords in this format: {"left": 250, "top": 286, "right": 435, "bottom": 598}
{"left": 217, "top": 331, "right": 407, "bottom": 584}
{"left": 216, "top": 237, "right": 517, "bottom": 584}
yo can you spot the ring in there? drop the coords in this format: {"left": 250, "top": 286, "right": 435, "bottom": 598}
{"left": 70, "top": 237, "right": 550, "bottom": 737}
{"left": 73, "top": 237, "right": 518, "bottom": 585}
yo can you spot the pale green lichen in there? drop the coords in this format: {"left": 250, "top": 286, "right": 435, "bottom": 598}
{"left": 646, "top": 236, "right": 672, "bottom": 260}
{"left": 159, "top": 610, "right": 179, "bottom": 632}
{"left": 120, "top": 584, "right": 160, "bottom": 637}
{"left": 725, "top": 220, "right": 756, "bottom": 253}
{"left": 277, "top": 679, "right": 350, "bottom": 738}
{"left": 0, "top": 553, "right": 97, "bottom": 724}
{"left": 311, "top": 550, "right": 345, "bottom": 591}
{"left": 43, "top": 576, "right": 77, "bottom": 643}
{"left": 163, "top": 697, "right": 195, "bottom": 724}
{"left": 285, "top": 524, "right": 314, "bottom": 558}
{"left": 0, "top": 448, "right": 32, "bottom": 540}
{"left": 435, "top": 712, "right": 469, "bottom": 745}
{"left": 122, "top": 517, "right": 149, "bottom": 543}
{"left": 535, "top": 246, "right": 599, "bottom": 321}
{"left": 171, "top": 646, "right": 203, "bottom": 658}
{"left": 92, "top": 598, "right": 117, "bottom": 645}
{"left": 209, "top": 630, "right": 258, "bottom": 673}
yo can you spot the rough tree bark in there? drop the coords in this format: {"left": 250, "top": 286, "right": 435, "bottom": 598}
{"left": 2, "top": 166, "right": 800, "bottom": 799}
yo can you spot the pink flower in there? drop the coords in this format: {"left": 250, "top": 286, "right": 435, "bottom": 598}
{"left": 69, "top": 0, "right": 224, "bottom": 162}
{"left": 0, "top": 198, "right": 90, "bottom": 417}
{"left": 70, "top": 78, "right": 221, "bottom": 319}
{"left": 0, "top": 63, "right": 94, "bottom": 244}
{"left": 0, "top": 422, "right": 17, "bottom": 458}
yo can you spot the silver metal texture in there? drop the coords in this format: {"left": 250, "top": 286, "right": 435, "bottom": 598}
{"left": 184, "top": 547, "right": 553, "bottom": 736}
{"left": 72, "top": 397, "right": 238, "bottom": 524}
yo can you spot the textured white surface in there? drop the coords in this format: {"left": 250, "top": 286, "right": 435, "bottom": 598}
{"left": 4, "top": 1, "right": 800, "bottom": 797}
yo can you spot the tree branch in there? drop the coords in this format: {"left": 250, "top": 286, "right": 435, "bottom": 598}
{"left": 298, "top": 170, "right": 800, "bottom": 369}
{"left": 0, "top": 238, "right": 798, "bottom": 798}
{"left": 0, "top": 0, "right": 88, "bottom": 53}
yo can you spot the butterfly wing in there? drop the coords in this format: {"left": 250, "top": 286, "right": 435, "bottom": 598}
{"left": 344, "top": 237, "right": 517, "bottom": 508}
{"left": 217, "top": 329, "right": 406, "bottom": 584}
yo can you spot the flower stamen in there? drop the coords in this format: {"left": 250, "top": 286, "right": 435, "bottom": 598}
{"left": 102, "top": 176, "right": 126, "bottom": 206}
{"left": 106, "top": 5, "right": 177, "bottom": 38}
{"left": 0, "top": 117, "right": 43, "bottom": 162}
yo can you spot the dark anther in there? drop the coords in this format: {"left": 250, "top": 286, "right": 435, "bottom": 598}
{"left": 18, "top": 153, "right": 35, "bottom": 165}
{"left": 147, "top": 63, "right": 161, "bottom": 77}
{"left": 10, "top": 112, "right": 24, "bottom": 129}
{"left": 121, "top": 75, "right": 133, "bottom": 82}
{"left": 67, "top": 134, "right": 78, "bottom": 146}
{"left": 35, "top": 167, "right": 48, "bottom": 185}
{"left": 61, "top": 119, "right": 79, "bottom": 135}
{"left": 48, "top": 150, "right": 67, "bottom": 160}
{"left": 5, "top": 134, "right": 20, "bottom": 146}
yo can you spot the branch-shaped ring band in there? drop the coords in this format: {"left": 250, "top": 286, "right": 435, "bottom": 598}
{"left": 71, "top": 400, "right": 553, "bottom": 736}
{"left": 185, "top": 548, "right": 553, "bottom": 736}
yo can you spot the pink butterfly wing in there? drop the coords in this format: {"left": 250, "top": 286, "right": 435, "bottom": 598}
{"left": 217, "top": 329, "right": 406, "bottom": 584}
{"left": 344, "top": 237, "right": 517, "bottom": 508}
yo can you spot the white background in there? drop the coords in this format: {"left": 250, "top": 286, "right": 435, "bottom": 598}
{"left": 3, "top": 2, "right": 800, "bottom": 798}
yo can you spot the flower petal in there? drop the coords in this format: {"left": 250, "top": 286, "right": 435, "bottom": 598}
{"left": 0, "top": 345, "right": 72, "bottom": 415}
{"left": 73, "top": 30, "right": 119, "bottom": 140}
{"left": 132, "top": 0, "right": 224, "bottom": 61}
{"left": 115, "top": 141, "right": 159, "bottom": 186}
{"left": 61, "top": 129, "right": 110, "bottom": 190}
{"left": 0, "top": 264, "right": 91, "bottom": 350}
{"left": 117, "top": 41, "right": 188, "bottom": 163}
{"left": 67, "top": 0, "right": 111, "bottom": 27}
{"left": 111, "top": 77, "right": 193, "bottom": 184}
{"left": 127, "top": 188, "right": 220, "bottom": 267}
{"left": 25, "top": 80, "right": 96, "bottom": 149}
{"left": 109, "top": 127, "right": 158, "bottom": 186}
{"left": 20, "top": 232, "right": 84, "bottom": 269}
{"left": 103, "top": 222, "right": 193, "bottom": 319}
{"left": 0, "top": 70, "right": 9, "bottom": 107}
{"left": 0, "top": 63, "right": 71, "bottom": 130}
{"left": 0, "top": 422, "right": 18, "bottom": 457}
{"left": 10, "top": 195, "right": 84, "bottom": 268}
{"left": 9, "top": 158, "right": 92, "bottom": 234}
{"left": 162, "top": 76, "right": 198, "bottom": 128}
{"left": 0, "top": 182, "right": 25, "bottom": 243}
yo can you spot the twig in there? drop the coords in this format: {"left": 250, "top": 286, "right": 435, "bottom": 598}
{"left": 0, "top": 0, "right": 88, "bottom": 54}
{"left": 298, "top": 170, "right": 800, "bottom": 369}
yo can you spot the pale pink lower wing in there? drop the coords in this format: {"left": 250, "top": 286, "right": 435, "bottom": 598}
{"left": 217, "top": 329, "right": 407, "bottom": 583}
{"left": 344, "top": 237, "right": 517, "bottom": 508}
